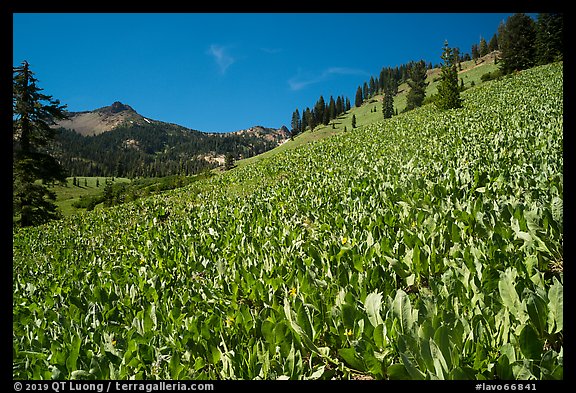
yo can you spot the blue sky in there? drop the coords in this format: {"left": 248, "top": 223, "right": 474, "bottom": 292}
{"left": 13, "top": 13, "right": 517, "bottom": 132}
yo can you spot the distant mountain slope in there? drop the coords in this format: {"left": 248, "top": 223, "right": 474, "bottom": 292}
{"left": 52, "top": 102, "right": 289, "bottom": 177}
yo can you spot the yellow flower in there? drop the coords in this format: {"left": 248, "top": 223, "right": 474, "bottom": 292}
{"left": 289, "top": 287, "right": 297, "bottom": 297}
{"left": 345, "top": 329, "right": 353, "bottom": 337}
{"left": 341, "top": 236, "right": 348, "bottom": 245}
{"left": 112, "top": 339, "right": 117, "bottom": 346}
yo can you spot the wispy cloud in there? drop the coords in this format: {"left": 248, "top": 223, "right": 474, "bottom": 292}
{"left": 207, "top": 44, "right": 236, "bottom": 74}
{"left": 260, "top": 47, "right": 283, "bottom": 54}
{"left": 288, "top": 67, "right": 369, "bottom": 91}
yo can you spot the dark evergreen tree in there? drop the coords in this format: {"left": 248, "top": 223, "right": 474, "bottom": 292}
{"left": 535, "top": 13, "right": 563, "bottom": 65}
{"left": 291, "top": 109, "right": 301, "bottom": 136}
{"left": 382, "top": 86, "right": 394, "bottom": 119}
{"left": 498, "top": 13, "right": 537, "bottom": 74}
{"left": 488, "top": 33, "right": 499, "bottom": 52}
{"left": 328, "top": 96, "right": 336, "bottom": 122}
{"left": 336, "top": 96, "right": 343, "bottom": 116}
{"left": 103, "top": 178, "right": 113, "bottom": 207}
{"left": 224, "top": 153, "right": 235, "bottom": 171}
{"left": 479, "top": 37, "right": 489, "bottom": 57}
{"left": 345, "top": 97, "right": 351, "bottom": 111}
{"left": 369, "top": 76, "right": 377, "bottom": 97}
{"left": 303, "top": 107, "right": 313, "bottom": 131}
{"left": 13, "top": 61, "right": 68, "bottom": 227}
{"left": 436, "top": 41, "right": 463, "bottom": 110}
{"left": 471, "top": 43, "right": 480, "bottom": 61}
{"left": 351, "top": 114, "right": 356, "bottom": 128}
{"left": 354, "top": 86, "right": 363, "bottom": 107}
{"left": 314, "top": 96, "right": 326, "bottom": 126}
{"left": 405, "top": 60, "right": 428, "bottom": 111}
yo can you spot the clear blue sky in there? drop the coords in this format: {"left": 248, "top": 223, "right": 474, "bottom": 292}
{"left": 13, "top": 13, "right": 517, "bottom": 133}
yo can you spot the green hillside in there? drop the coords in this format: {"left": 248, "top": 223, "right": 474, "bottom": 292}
{"left": 13, "top": 62, "right": 563, "bottom": 380}
{"left": 236, "top": 52, "right": 500, "bottom": 169}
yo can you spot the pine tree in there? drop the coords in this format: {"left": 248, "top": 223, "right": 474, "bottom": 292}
{"left": 535, "top": 13, "right": 563, "bottom": 65}
{"left": 405, "top": 60, "right": 428, "bottom": 111}
{"left": 479, "top": 36, "right": 489, "bottom": 57}
{"left": 351, "top": 114, "right": 356, "bottom": 128}
{"left": 314, "top": 96, "right": 326, "bottom": 126}
{"left": 498, "top": 13, "right": 537, "bottom": 74}
{"left": 224, "top": 153, "right": 235, "bottom": 171}
{"left": 328, "top": 96, "right": 336, "bottom": 121}
{"left": 13, "top": 61, "right": 68, "bottom": 227}
{"left": 369, "top": 76, "right": 376, "bottom": 97}
{"left": 354, "top": 86, "right": 363, "bottom": 107}
{"left": 436, "top": 41, "right": 463, "bottom": 111}
{"left": 471, "top": 43, "right": 480, "bottom": 62}
{"left": 291, "top": 109, "right": 301, "bottom": 137}
{"left": 488, "top": 33, "right": 499, "bottom": 52}
{"left": 382, "top": 86, "right": 394, "bottom": 119}
{"left": 303, "top": 108, "right": 313, "bottom": 132}
{"left": 336, "top": 96, "right": 343, "bottom": 116}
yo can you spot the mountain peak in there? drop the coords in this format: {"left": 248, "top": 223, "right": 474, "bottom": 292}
{"left": 98, "top": 101, "right": 136, "bottom": 115}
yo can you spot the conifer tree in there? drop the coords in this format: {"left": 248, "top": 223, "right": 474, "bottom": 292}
{"left": 488, "top": 33, "right": 499, "bottom": 52}
{"left": 382, "top": 86, "right": 394, "bottom": 119}
{"left": 224, "top": 153, "right": 235, "bottom": 171}
{"left": 314, "top": 96, "right": 326, "bottom": 126}
{"left": 498, "top": 13, "right": 537, "bottom": 74}
{"left": 13, "top": 61, "right": 68, "bottom": 227}
{"left": 336, "top": 96, "right": 343, "bottom": 116}
{"left": 328, "top": 96, "right": 336, "bottom": 121}
{"left": 471, "top": 44, "right": 480, "bottom": 61}
{"left": 436, "top": 41, "right": 463, "bottom": 110}
{"left": 405, "top": 60, "right": 428, "bottom": 111}
{"left": 354, "top": 86, "right": 363, "bottom": 107}
{"left": 479, "top": 37, "right": 489, "bottom": 57}
{"left": 291, "top": 109, "right": 301, "bottom": 136}
{"left": 351, "top": 114, "right": 356, "bottom": 128}
{"left": 535, "top": 13, "right": 563, "bottom": 65}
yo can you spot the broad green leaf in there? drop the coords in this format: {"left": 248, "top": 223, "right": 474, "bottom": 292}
{"left": 550, "top": 196, "right": 562, "bottom": 226}
{"left": 295, "top": 299, "right": 315, "bottom": 341}
{"left": 495, "top": 354, "right": 514, "bottom": 380}
{"left": 526, "top": 291, "right": 548, "bottom": 336}
{"left": 498, "top": 268, "right": 527, "bottom": 323}
{"left": 373, "top": 324, "right": 387, "bottom": 350}
{"left": 547, "top": 277, "right": 563, "bottom": 334}
{"left": 392, "top": 289, "right": 415, "bottom": 334}
{"left": 341, "top": 303, "right": 357, "bottom": 329}
{"left": 364, "top": 291, "right": 384, "bottom": 328}
{"left": 433, "top": 325, "right": 453, "bottom": 371}
{"left": 337, "top": 347, "right": 365, "bottom": 372}
{"left": 261, "top": 320, "right": 275, "bottom": 344}
{"left": 518, "top": 324, "right": 543, "bottom": 360}
{"left": 387, "top": 363, "right": 411, "bottom": 380}
{"left": 143, "top": 303, "right": 157, "bottom": 333}
{"left": 428, "top": 337, "right": 448, "bottom": 379}
{"left": 169, "top": 352, "right": 182, "bottom": 379}
{"left": 66, "top": 335, "right": 81, "bottom": 373}
{"left": 400, "top": 352, "right": 426, "bottom": 380}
